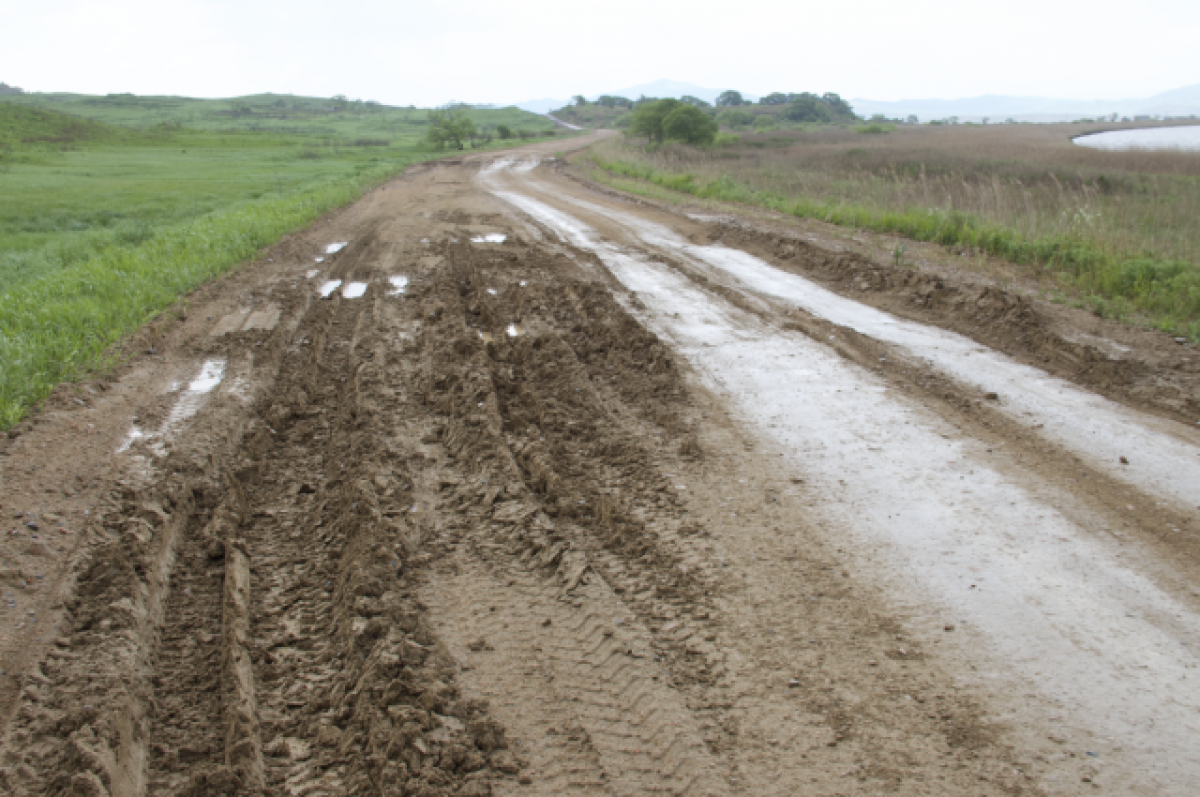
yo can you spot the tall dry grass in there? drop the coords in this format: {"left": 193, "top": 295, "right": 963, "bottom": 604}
{"left": 587, "top": 124, "right": 1200, "bottom": 336}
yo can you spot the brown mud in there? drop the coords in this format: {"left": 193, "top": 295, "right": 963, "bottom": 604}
{"left": 0, "top": 136, "right": 1194, "bottom": 796}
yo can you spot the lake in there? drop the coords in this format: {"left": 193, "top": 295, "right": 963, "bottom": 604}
{"left": 1074, "top": 125, "right": 1200, "bottom": 151}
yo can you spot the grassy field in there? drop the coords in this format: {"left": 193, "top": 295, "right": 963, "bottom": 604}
{"left": 583, "top": 124, "right": 1200, "bottom": 339}
{"left": 0, "top": 95, "right": 558, "bottom": 428}
{"left": 0, "top": 91, "right": 549, "bottom": 139}
{"left": 551, "top": 96, "right": 855, "bottom": 132}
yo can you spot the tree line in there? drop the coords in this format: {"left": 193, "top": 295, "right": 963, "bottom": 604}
{"left": 573, "top": 90, "right": 854, "bottom": 118}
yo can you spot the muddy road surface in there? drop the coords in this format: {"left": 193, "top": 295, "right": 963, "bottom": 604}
{"left": 1, "top": 134, "right": 1198, "bottom": 797}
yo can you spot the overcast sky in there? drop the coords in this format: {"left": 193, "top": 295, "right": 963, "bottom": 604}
{"left": 3, "top": 0, "right": 1198, "bottom": 105}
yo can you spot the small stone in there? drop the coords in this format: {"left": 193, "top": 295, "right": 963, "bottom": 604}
{"left": 944, "top": 624, "right": 956, "bottom": 632}
{"left": 24, "top": 541, "right": 51, "bottom": 557}
{"left": 491, "top": 750, "right": 520, "bottom": 775}
{"left": 984, "top": 392, "right": 999, "bottom": 400}
{"left": 788, "top": 678, "right": 800, "bottom": 688}
{"left": 1119, "top": 456, "right": 1129, "bottom": 464}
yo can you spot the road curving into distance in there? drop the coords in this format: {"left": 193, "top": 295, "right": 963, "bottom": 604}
{"left": 2, "top": 133, "right": 1197, "bottom": 797}
{"left": 479, "top": 152, "right": 1200, "bottom": 796}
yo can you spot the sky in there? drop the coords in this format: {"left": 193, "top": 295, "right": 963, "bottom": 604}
{"left": 3, "top": 0, "right": 1199, "bottom": 106}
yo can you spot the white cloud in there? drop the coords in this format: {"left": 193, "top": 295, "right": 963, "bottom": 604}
{"left": 2, "top": 0, "right": 1197, "bottom": 104}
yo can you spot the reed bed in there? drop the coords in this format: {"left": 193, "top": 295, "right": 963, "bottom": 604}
{"left": 587, "top": 124, "right": 1200, "bottom": 338}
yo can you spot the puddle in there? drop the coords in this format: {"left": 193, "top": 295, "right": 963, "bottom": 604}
{"left": 315, "top": 257, "right": 325, "bottom": 263}
{"left": 116, "top": 426, "right": 146, "bottom": 453}
{"left": 325, "top": 242, "right": 347, "bottom": 254}
{"left": 187, "top": 360, "right": 226, "bottom": 394}
{"left": 119, "top": 359, "right": 227, "bottom": 454}
{"left": 506, "top": 324, "right": 520, "bottom": 338}
{"left": 318, "top": 280, "right": 343, "bottom": 299}
{"left": 342, "top": 282, "right": 368, "bottom": 299}
{"left": 306, "top": 269, "right": 320, "bottom": 279}
{"left": 470, "top": 234, "right": 507, "bottom": 244}
{"left": 389, "top": 276, "right": 409, "bottom": 295}
{"left": 520, "top": 281, "right": 528, "bottom": 287}
{"left": 487, "top": 289, "right": 498, "bottom": 296}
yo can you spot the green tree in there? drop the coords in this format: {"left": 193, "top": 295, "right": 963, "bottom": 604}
{"left": 821, "top": 93, "right": 855, "bottom": 119}
{"left": 760, "top": 92, "right": 790, "bottom": 106}
{"left": 662, "top": 104, "right": 718, "bottom": 145}
{"left": 782, "top": 93, "right": 831, "bottom": 123}
{"left": 680, "top": 95, "right": 712, "bottom": 108}
{"left": 716, "top": 90, "right": 746, "bottom": 107}
{"left": 629, "top": 98, "right": 682, "bottom": 143}
{"left": 717, "top": 108, "right": 754, "bottom": 128}
{"left": 424, "top": 109, "right": 477, "bottom": 150}
{"left": 597, "top": 95, "right": 633, "bottom": 108}
{"left": 496, "top": 124, "right": 512, "bottom": 140}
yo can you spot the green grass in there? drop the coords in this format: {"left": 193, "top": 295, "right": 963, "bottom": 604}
{"left": 584, "top": 147, "right": 1200, "bottom": 342}
{"left": 0, "top": 95, "right": 561, "bottom": 429}
{"left": 0, "top": 92, "right": 551, "bottom": 139}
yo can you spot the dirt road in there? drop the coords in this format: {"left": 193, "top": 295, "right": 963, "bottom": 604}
{"left": 1, "top": 133, "right": 1198, "bottom": 797}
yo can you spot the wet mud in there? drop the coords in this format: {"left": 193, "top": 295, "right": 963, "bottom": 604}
{"left": 0, "top": 138, "right": 1197, "bottom": 796}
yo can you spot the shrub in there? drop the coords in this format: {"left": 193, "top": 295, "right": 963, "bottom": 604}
{"left": 663, "top": 105, "right": 718, "bottom": 145}
{"left": 423, "top": 109, "right": 475, "bottom": 150}
{"left": 629, "top": 99, "right": 683, "bottom": 144}
{"left": 717, "top": 109, "right": 754, "bottom": 129}
{"left": 497, "top": 124, "right": 512, "bottom": 140}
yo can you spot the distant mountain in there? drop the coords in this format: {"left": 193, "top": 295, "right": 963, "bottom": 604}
{"left": 601, "top": 79, "right": 759, "bottom": 105}
{"left": 514, "top": 97, "right": 569, "bottom": 114}
{"left": 514, "top": 79, "right": 760, "bottom": 113}
{"left": 851, "top": 83, "right": 1200, "bottom": 123}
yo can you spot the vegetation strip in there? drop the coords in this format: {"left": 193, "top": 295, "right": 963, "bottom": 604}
{"left": 582, "top": 147, "right": 1200, "bottom": 342}
{"left": 0, "top": 162, "right": 394, "bottom": 428}
{"left": 0, "top": 93, "right": 569, "bottom": 429}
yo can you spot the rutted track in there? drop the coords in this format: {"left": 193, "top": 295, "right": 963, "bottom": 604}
{"left": 1, "top": 137, "right": 1197, "bottom": 797}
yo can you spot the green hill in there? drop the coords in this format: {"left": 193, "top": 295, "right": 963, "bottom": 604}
{"left": 0, "top": 92, "right": 553, "bottom": 141}
{"left": 0, "top": 104, "right": 147, "bottom": 149}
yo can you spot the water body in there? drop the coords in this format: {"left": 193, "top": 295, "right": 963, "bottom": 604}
{"left": 1075, "top": 125, "right": 1200, "bottom": 151}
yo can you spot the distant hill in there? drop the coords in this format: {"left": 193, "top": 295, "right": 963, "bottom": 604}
{"left": 0, "top": 104, "right": 135, "bottom": 148}
{"left": 0, "top": 92, "right": 555, "bottom": 139}
{"left": 851, "top": 83, "right": 1200, "bottom": 123}
{"left": 0, "top": 82, "right": 24, "bottom": 96}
